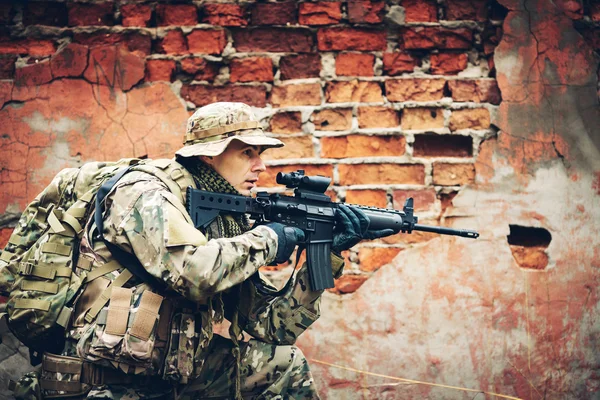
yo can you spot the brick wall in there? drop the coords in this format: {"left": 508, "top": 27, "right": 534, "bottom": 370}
{"left": 2, "top": 1, "right": 600, "bottom": 398}
{"left": 0, "top": 0, "right": 504, "bottom": 293}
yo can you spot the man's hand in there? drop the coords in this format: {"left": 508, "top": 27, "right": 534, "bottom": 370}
{"left": 332, "top": 205, "right": 395, "bottom": 253}
{"left": 264, "top": 222, "right": 306, "bottom": 264}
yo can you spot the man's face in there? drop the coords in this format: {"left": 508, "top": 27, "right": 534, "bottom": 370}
{"left": 204, "top": 140, "right": 267, "bottom": 196}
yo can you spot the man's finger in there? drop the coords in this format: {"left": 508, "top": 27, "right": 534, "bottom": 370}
{"left": 346, "top": 205, "right": 370, "bottom": 234}
{"left": 337, "top": 205, "right": 360, "bottom": 232}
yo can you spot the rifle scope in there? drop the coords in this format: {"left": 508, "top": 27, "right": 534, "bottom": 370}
{"left": 276, "top": 170, "right": 331, "bottom": 193}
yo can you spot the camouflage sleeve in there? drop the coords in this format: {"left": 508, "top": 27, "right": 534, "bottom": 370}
{"left": 103, "top": 178, "right": 279, "bottom": 303}
{"left": 229, "top": 253, "right": 345, "bottom": 345}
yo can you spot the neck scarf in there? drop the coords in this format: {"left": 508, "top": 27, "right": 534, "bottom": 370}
{"left": 179, "top": 158, "right": 250, "bottom": 238}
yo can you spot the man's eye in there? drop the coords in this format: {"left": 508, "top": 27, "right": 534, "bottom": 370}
{"left": 244, "top": 149, "right": 252, "bottom": 156}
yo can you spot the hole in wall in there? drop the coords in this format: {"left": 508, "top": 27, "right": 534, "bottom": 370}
{"left": 507, "top": 224, "right": 552, "bottom": 270}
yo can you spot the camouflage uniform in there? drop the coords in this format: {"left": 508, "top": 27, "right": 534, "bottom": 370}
{"left": 13, "top": 103, "right": 344, "bottom": 400}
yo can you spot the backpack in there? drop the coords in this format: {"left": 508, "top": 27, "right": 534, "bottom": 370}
{"left": 0, "top": 158, "right": 194, "bottom": 361}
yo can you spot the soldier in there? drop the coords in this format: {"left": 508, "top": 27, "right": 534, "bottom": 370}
{"left": 12, "top": 102, "right": 393, "bottom": 400}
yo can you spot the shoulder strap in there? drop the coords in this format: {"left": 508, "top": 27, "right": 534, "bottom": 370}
{"left": 94, "top": 166, "right": 167, "bottom": 291}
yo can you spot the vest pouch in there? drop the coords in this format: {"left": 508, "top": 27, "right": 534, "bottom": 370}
{"left": 162, "top": 311, "right": 199, "bottom": 384}
{"left": 77, "top": 285, "right": 171, "bottom": 375}
{"left": 40, "top": 353, "right": 92, "bottom": 398}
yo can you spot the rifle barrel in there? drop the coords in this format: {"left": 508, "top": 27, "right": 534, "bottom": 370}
{"left": 413, "top": 224, "right": 479, "bottom": 239}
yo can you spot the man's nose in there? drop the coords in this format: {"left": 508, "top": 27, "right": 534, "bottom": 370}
{"left": 252, "top": 156, "right": 266, "bottom": 173}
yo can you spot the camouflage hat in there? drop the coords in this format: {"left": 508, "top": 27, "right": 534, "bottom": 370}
{"left": 175, "top": 102, "right": 284, "bottom": 158}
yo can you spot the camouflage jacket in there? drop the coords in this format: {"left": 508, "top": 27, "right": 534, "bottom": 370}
{"left": 77, "top": 168, "right": 344, "bottom": 366}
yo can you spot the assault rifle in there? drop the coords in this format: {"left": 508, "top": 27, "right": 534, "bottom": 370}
{"left": 186, "top": 170, "right": 479, "bottom": 292}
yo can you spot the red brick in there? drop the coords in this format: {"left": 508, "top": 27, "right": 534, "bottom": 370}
{"left": 336, "top": 53, "right": 374, "bottom": 77}
{"left": 330, "top": 274, "right": 369, "bottom": 294}
{"left": 438, "top": 191, "right": 458, "bottom": 214}
{"left": 187, "top": 29, "right": 227, "bottom": 55}
{"left": 357, "top": 106, "right": 400, "bottom": 128}
{"left": 345, "top": 189, "right": 388, "bottom": 208}
{"left": 482, "top": 26, "right": 502, "bottom": 56}
{"left": 432, "top": 163, "right": 475, "bottom": 185}
{"left": 279, "top": 54, "right": 321, "bottom": 80}
{"left": 84, "top": 45, "right": 145, "bottom": 91}
{"left": 50, "top": 43, "right": 88, "bottom": 78}
{"left": 180, "top": 57, "right": 220, "bottom": 82}
{"left": 347, "top": 0, "right": 385, "bottom": 23}
{"left": 271, "top": 83, "right": 321, "bottom": 107}
{"left": 23, "top": 2, "right": 67, "bottom": 26}
{"left": 401, "top": 27, "right": 473, "bottom": 50}
{"left": 358, "top": 247, "right": 402, "bottom": 272}
{"left": 412, "top": 134, "right": 472, "bottom": 157}
{"left": 233, "top": 28, "right": 313, "bottom": 53}
{"left": 321, "top": 135, "right": 406, "bottom": 158}
{"left": 261, "top": 136, "right": 314, "bottom": 160}
{"left": 401, "top": 0, "right": 438, "bottom": 22}
{"left": 312, "top": 108, "right": 352, "bottom": 131}
{"left": 156, "top": 30, "right": 188, "bottom": 55}
{"left": 269, "top": 112, "right": 303, "bottom": 134}
{"left": 430, "top": 53, "right": 468, "bottom": 75}
{"left": 383, "top": 52, "right": 419, "bottom": 75}
{"left": 74, "top": 32, "right": 151, "bottom": 57}
{"left": 68, "top": 2, "right": 114, "bottom": 26}
{"left": 230, "top": 57, "right": 273, "bottom": 83}
{"left": 325, "top": 80, "right": 382, "bottom": 103}
{"left": 385, "top": 79, "right": 445, "bottom": 102}
{"left": 0, "top": 227, "right": 14, "bottom": 249}
{"left": 402, "top": 108, "right": 445, "bottom": 130}
{"left": 120, "top": 4, "right": 152, "bottom": 27}
{"left": 181, "top": 85, "right": 267, "bottom": 107}
{"left": 445, "top": 0, "right": 488, "bottom": 21}
{"left": 0, "top": 38, "right": 56, "bottom": 57}
{"left": 202, "top": 4, "right": 247, "bottom": 27}
{"left": 260, "top": 164, "right": 334, "bottom": 188}
{"left": 449, "top": 108, "right": 490, "bottom": 130}
{"left": 447, "top": 79, "right": 501, "bottom": 104}
{"left": 509, "top": 245, "right": 549, "bottom": 270}
{"left": 251, "top": 2, "right": 297, "bottom": 25}
{"left": 145, "top": 59, "right": 176, "bottom": 82}
{"left": 339, "top": 163, "right": 425, "bottom": 185}
{"left": 15, "top": 59, "right": 52, "bottom": 86}
{"left": 317, "top": 28, "right": 387, "bottom": 51}
{"left": 392, "top": 189, "right": 437, "bottom": 212}
{"left": 299, "top": 2, "right": 342, "bottom": 25}
{"left": 0, "top": 55, "right": 16, "bottom": 79}
{"left": 156, "top": 4, "right": 197, "bottom": 26}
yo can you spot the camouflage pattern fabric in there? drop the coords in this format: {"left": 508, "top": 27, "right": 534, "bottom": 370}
{"left": 178, "top": 334, "right": 319, "bottom": 400}
{"left": 46, "top": 149, "right": 344, "bottom": 399}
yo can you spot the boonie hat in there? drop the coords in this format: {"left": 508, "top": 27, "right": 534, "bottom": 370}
{"left": 175, "top": 102, "right": 284, "bottom": 158}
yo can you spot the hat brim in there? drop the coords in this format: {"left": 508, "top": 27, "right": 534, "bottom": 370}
{"left": 175, "top": 131, "right": 284, "bottom": 158}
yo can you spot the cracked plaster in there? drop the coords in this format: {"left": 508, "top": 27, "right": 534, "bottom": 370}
{"left": 295, "top": 0, "right": 600, "bottom": 399}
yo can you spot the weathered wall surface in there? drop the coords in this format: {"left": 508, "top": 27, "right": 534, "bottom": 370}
{"left": 0, "top": 1, "right": 599, "bottom": 399}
